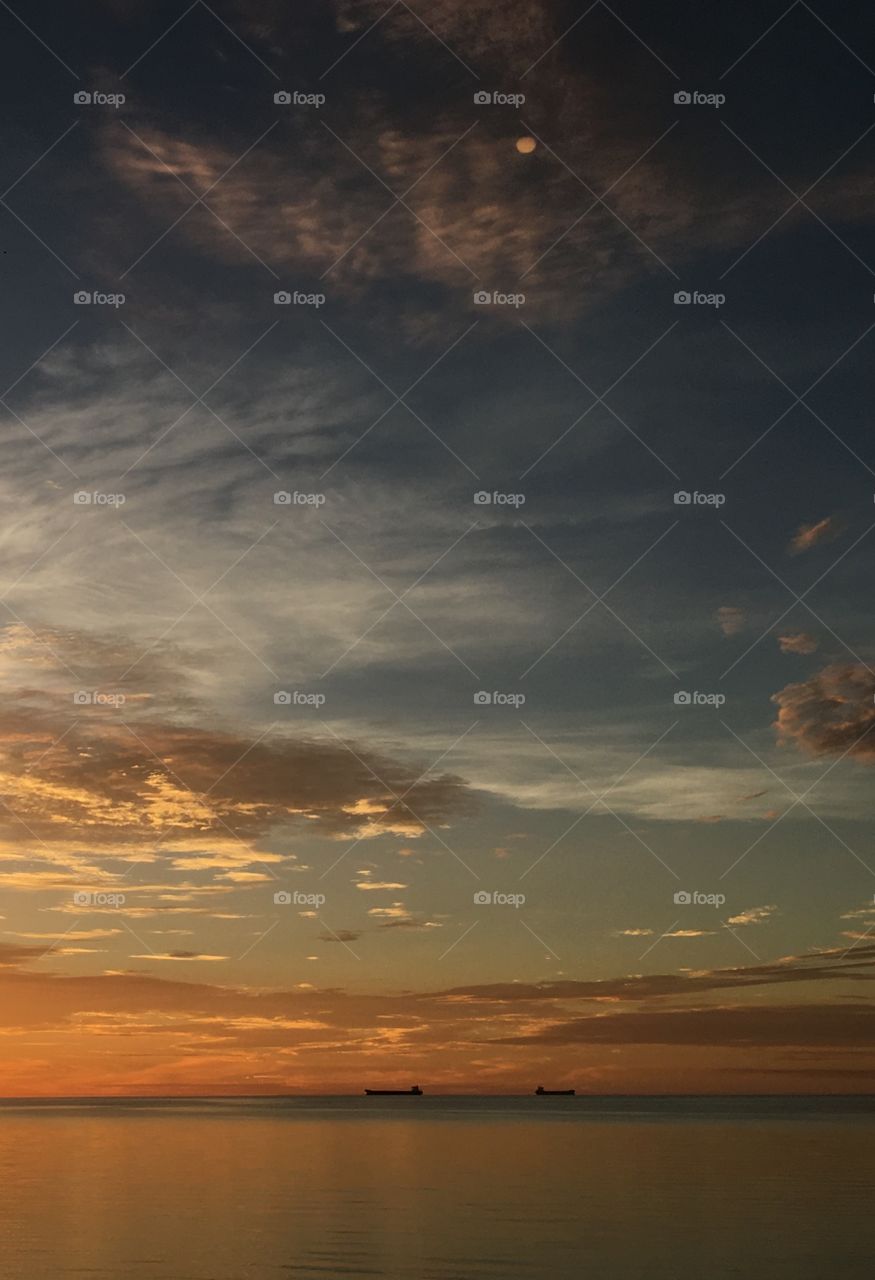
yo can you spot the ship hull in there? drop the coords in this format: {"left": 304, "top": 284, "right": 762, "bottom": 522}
{"left": 364, "top": 1089, "right": 422, "bottom": 1096}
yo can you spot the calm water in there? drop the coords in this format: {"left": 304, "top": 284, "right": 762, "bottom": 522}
{"left": 1, "top": 1096, "right": 873, "bottom": 1279}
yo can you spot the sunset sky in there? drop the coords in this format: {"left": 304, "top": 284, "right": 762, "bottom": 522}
{"left": 1, "top": 0, "right": 874, "bottom": 1095}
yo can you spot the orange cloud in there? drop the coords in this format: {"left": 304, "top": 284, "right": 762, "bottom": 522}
{"left": 788, "top": 516, "right": 839, "bottom": 555}
{"left": 777, "top": 633, "right": 819, "bottom": 655}
{"left": 128, "top": 952, "right": 229, "bottom": 962}
{"left": 772, "top": 663, "right": 875, "bottom": 760}
{"left": 0, "top": 941, "right": 873, "bottom": 1095}
{"left": 726, "top": 906, "right": 777, "bottom": 927}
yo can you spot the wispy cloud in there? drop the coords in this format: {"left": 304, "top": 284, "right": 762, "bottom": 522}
{"left": 788, "top": 516, "right": 840, "bottom": 555}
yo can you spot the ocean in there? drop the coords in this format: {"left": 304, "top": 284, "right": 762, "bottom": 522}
{"left": 1, "top": 1096, "right": 873, "bottom": 1279}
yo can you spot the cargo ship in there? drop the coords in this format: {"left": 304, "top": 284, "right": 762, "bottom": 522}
{"left": 364, "top": 1085, "right": 423, "bottom": 1095}
{"left": 535, "top": 1086, "right": 575, "bottom": 1096}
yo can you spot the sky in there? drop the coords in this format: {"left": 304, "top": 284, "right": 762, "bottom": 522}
{"left": 0, "top": 0, "right": 874, "bottom": 1095}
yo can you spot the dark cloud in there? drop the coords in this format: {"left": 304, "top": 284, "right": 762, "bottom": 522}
{"left": 490, "top": 1003, "right": 875, "bottom": 1048}
{"left": 717, "top": 606, "right": 745, "bottom": 636}
{"left": 1, "top": 940, "right": 872, "bottom": 1035}
{"left": 0, "top": 942, "right": 47, "bottom": 967}
{"left": 434, "top": 945, "right": 875, "bottom": 1005}
{"left": 328, "top": 0, "right": 552, "bottom": 68}
{"left": 0, "top": 687, "right": 474, "bottom": 846}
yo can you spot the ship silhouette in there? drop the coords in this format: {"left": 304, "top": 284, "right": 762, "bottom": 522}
{"left": 535, "top": 1086, "right": 575, "bottom": 1096}
{"left": 364, "top": 1085, "right": 423, "bottom": 1096}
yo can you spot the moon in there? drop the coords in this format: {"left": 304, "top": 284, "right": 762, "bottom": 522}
{"left": 515, "top": 136, "right": 537, "bottom": 154}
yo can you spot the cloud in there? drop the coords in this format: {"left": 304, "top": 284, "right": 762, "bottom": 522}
{"left": 841, "top": 904, "right": 875, "bottom": 922}
{"left": 377, "top": 917, "right": 442, "bottom": 930}
{"left": 788, "top": 517, "right": 840, "bottom": 555}
{"left": 773, "top": 663, "right": 875, "bottom": 761}
{"left": 726, "top": 906, "right": 777, "bottom": 927}
{"left": 0, "top": 939, "right": 872, "bottom": 1093}
{"left": 329, "top": 0, "right": 552, "bottom": 68}
{"left": 777, "top": 632, "right": 819, "bottom": 655}
{"left": 5, "top": 928, "right": 122, "bottom": 941}
{"left": 100, "top": 119, "right": 641, "bottom": 333}
{"left": 436, "top": 944, "right": 875, "bottom": 1004}
{"left": 717, "top": 606, "right": 745, "bottom": 636}
{"left": 355, "top": 880, "right": 409, "bottom": 891}
{"left": 491, "top": 1002, "right": 875, "bottom": 1048}
{"left": 98, "top": 68, "right": 832, "bottom": 336}
{"left": 0, "top": 678, "right": 474, "bottom": 849}
{"left": 0, "top": 942, "right": 47, "bottom": 967}
{"left": 128, "top": 952, "right": 229, "bottom": 962}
